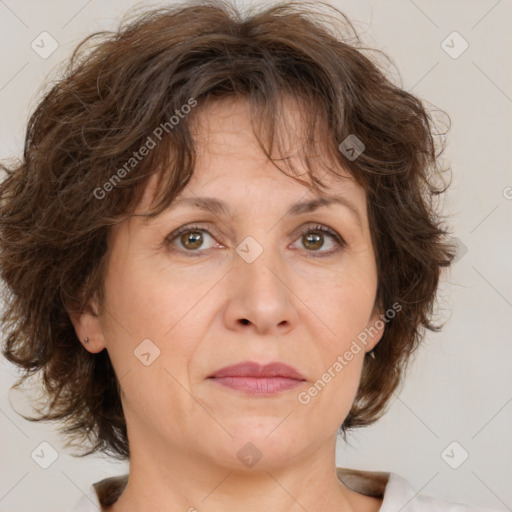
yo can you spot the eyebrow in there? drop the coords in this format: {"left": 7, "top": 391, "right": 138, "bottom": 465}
{"left": 167, "top": 195, "right": 364, "bottom": 229}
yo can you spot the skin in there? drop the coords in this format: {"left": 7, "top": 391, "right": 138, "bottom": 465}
{"left": 71, "top": 97, "right": 385, "bottom": 512}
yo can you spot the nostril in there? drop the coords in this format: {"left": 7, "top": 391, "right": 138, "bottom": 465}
{"left": 240, "top": 318, "right": 250, "bottom": 325}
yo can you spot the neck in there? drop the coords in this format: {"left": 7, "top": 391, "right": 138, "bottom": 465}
{"left": 107, "top": 434, "right": 361, "bottom": 512}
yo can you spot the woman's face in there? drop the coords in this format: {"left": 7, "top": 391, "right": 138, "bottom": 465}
{"left": 76, "top": 97, "right": 383, "bottom": 471}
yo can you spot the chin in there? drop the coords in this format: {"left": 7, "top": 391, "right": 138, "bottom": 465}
{"left": 208, "top": 420, "right": 308, "bottom": 468}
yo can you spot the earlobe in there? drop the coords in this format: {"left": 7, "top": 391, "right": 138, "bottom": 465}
{"left": 68, "top": 298, "right": 107, "bottom": 354}
{"left": 79, "top": 335, "right": 105, "bottom": 354}
{"left": 365, "top": 303, "right": 385, "bottom": 354}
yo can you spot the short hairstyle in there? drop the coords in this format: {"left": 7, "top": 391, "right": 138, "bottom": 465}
{"left": 0, "top": 0, "right": 453, "bottom": 460}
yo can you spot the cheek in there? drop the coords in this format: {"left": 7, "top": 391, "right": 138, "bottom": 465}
{"left": 99, "top": 260, "right": 204, "bottom": 430}
{"left": 296, "top": 260, "right": 376, "bottom": 408}
{"left": 303, "top": 259, "right": 377, "bottom": 343}
{"left": 102, "top": 249, "right": 195, "bottom": 337}
{"left": 99, "top": 251, "right": 213, "bottom": 388}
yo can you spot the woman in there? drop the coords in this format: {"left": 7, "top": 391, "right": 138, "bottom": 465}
{"left": 0, "top": 1, "right": 489, "bottom": 510}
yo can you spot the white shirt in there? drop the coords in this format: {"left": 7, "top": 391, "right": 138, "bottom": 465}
{"left": 68, "top": 468, "right": 498, "bottom": 511}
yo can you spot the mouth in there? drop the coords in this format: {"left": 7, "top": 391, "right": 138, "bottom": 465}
{"left": 207, "top": 361, "right": 306, "bottom": 396}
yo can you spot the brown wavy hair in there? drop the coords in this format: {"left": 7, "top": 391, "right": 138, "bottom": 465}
{"left": 0, "top": 0, "right": 453, "bottom": 460}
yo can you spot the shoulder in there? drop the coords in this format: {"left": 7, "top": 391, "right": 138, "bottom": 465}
{"left": 336, "top": 467, "right": 499, "bottom": 512}
{"left": 68, "top": 474, "right": 128, "bottom": 511}
{"left": 382, "top": 473, "right": 499, "bottom": 512}
{"left": 71, "top": 470, "right": 499, "bottom": 512}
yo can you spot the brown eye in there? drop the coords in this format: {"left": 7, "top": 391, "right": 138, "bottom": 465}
{"left": 294, "top": 224, "right": 346, "bottom": 257}
{"left": 166, "top": 225, "right": 218, "bottom": 255}
{"left": 180, "top": 230, "right": 204, "bottom": 250}
{"left": 165, "top": 223, "right": 345, "bottom": 258}
{"left": 302, "top": 232, "right": 324, "bottom": 251}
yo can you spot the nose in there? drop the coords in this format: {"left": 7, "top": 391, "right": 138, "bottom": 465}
{"left": 222, "top": 242, "right": 299, "bottom": 336}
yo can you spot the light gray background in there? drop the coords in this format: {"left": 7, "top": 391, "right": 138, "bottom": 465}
{"left": 0, "top": 1, "right": 511, "bottom": 511}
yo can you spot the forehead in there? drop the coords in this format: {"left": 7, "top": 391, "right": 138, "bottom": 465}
{"left": 139, "top": 96, "right": 362, "bottom": 212}
{"left": 190, "top": 96, "right": 335, "bottom": 167}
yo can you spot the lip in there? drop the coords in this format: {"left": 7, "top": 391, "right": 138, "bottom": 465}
{"left": 209, "top": 361, "right": 306, "bottom": 379}
{"left": 208, "top": 361, "right": 306, "bottom": 396}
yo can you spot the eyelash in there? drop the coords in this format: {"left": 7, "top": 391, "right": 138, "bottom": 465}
{"left": 165, "top": 223, "right": 346, "bottom": 258}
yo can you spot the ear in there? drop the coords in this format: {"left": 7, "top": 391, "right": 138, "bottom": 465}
{"left": 68, "top": 293, "right": 107, "bottom": 354}
{"left": 363, "top": 302, "right": 386, "bottom": 354}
